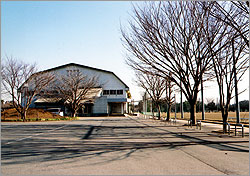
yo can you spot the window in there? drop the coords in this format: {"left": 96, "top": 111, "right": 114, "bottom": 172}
{"left": 103, "top": 90, "right": 109, "bottom": 95}
{"left": 67, "top": 69, "right": 79, "bottom": 76}
{"left": 110, "top": 90, "right": 116, "bottom": 95}
{"left": 117, "top": 90, "right": 123, "bottom": 95}
{"left": 103, "top": 90, "right": 123, "bottom": 95}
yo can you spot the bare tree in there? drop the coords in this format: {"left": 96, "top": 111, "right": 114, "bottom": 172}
{"left": 135, "top": 72, "right": 166, "bottom": 120}
{"left": 1, "top": 56, "right": 55, "bottom": 121}
{"left": 210, "top": 35, "right": 248, "bottom": 132}
{"left": 54, "top": 70, "right": 100, "bottom": 117}
{"left": 122, "top": 2, "right": 226, "bottom": 124}
{"left": 207, "top": 1, "right": 249, "bottom": 47}
{"left": 207, "top": 1, "right": 248, "bottom": 131}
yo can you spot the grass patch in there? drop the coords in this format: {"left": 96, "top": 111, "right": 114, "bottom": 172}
{"left": 1, "top": 108, "right": 79, "bottom": 122}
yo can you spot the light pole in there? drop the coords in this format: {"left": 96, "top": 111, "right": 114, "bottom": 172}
{"left": 143, "top": 93, "right": 146, "bottom": 118}
{"left": 151, "top": 99, "right": 153, "bottom": 117}
{"left": 180, "top": 81, "right": 184, "bottom": 119}
{"left": 174, "top": 94, "right": 176, "bottom": 121}
{"left": 165, "top": 78, "right": 169, "bottom": 120}
{"left": 145, "top": 93, "right": 147, "bottom": 117}
{"left": 200, "top": 64, "right": 205, "bottom": 120}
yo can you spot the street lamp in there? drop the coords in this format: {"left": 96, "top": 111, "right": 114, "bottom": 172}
{"left": 180, "top": 81, "right": 184, "bottom": 119}
{"left": 174, "top": 94, "right": 176, "bottom": 121}
{"left": 200, "top": 64, "right": 205, "bottom": 120}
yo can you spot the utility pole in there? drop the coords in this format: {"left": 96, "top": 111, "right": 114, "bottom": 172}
{"left": 180, "top": 81, "right": 184, "bottom": 119}
{"left": 166, "top": 78, "right": 169, "bottom": 120}
{"left": 151, "top": 99, "right": 153, "bottom": 117}
{"left": 145, "top": 92, "right": 147, "bottom": 118}
{"left": 201, "top": 64, "right": 205, "bottom": 120}
{"left": 175, "top": 94, "right": 177, "bottom": 121}
{"left": 143, "top": 93, "right": 146, "bottom": 118}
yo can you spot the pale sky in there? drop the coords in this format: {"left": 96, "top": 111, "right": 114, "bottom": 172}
{"left": 1, "top": 1, "right": 249, "bottom": 103}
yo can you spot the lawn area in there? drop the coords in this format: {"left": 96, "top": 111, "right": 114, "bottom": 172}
{"left": 146, "top": 111, "right": 249, "bottom": 124}
{"left": 1, "top": 108, "right": 77, "bottom": 122}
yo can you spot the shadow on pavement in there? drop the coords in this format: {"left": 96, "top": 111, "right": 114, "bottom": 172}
{"left": 1, "top": 118, "right": 249, "bottom": 166}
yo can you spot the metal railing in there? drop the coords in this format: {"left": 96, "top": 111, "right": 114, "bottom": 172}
{"left": 234, "top": 123, "right": 244, "bottom": 137}
{"left": 226, "top": 122, "right": 244, "bottom": 137}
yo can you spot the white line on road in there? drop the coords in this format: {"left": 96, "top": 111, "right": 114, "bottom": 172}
{"left": 3, "top": 117, "right": 106, "bottom": 145}
{"left": 4, "top": 124, "right": 68, "bottom": 145}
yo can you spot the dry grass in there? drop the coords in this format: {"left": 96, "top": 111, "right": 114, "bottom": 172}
{"left": 160, "top": 112, "right": 249, "bottom": 123}
{"left": 1, "top": 108, "right": 63, "bottom": 121}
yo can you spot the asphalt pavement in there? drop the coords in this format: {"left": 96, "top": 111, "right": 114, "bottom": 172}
{"left": 1, "top": 115, "right": 249, "bottom": 175}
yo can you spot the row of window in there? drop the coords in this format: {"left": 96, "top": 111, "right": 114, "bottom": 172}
{"left": 66, "top": 69, "right": 80, "bottom": 76}
{"left": 103, "top": 90, "right": 123, "bottom": 95}
{"left": 67, "top": 69, "right": 79, "bottom": 73}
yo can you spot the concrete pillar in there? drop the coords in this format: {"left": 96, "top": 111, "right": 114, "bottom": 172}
{"left": 121, "top": 103, "right": 124, "bottom": 114}
{"left": 107, "top": 103, "right": 109, "bottom": 115}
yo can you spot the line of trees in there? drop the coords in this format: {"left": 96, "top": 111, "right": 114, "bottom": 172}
{"left": 135, "top": 71, "right": 166, "bottom": 120}
{"left": 136, "top": 100, "right": 249, "bottom": 114}
{"left": 1, "top": 57, "right": 100, "bottom": 121}
{"left": 121, "top": 1, "right": 248, "bottom": 132}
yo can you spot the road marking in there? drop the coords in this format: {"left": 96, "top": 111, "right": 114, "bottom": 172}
{"left": 4, "top": 124, "right": 68, "bottom": 145}
{"left": 3, "top": 117, "right": 106, "bottom": 145}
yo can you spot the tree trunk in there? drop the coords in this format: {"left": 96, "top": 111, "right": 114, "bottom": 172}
{"left": 167, "top": 104, "right": 171, "bottom": 121}
{"left": 189, "top": 101, "right": 196, "bottom": 125}
{"left": 222, "top": 110, "right": 228, "bottom": 133}
{"left": 22, "top": 110, "right": 27, "bottom": 122}
{"left": 157, "top": 104, "right": 161, "bottom": 120}
{"left": 72, "top": 111, "right": 76, "bottom": 117}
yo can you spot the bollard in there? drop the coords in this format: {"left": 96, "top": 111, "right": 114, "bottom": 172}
{"left": 188, "top": 120, "right": 192, "bottom": 128}
{"left": 241, "top": 124, "right": 244, "bottom": 137}
{"left": 196, "top": 120, "right": 201, "bottom": 130}
{"left": 199, "top": 120, "right": 202, "bottom": 130}
{"left": 227, "top": 123, "right": 231, "bottom": 135}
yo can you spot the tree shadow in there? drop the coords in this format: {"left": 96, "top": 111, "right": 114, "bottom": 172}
{"left": 1, "top": 119, "right": 249, "bottom": 166}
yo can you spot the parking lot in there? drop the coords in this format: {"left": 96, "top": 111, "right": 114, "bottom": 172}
{"left": 1, "top": 116, "right": 249, "bottom": 175}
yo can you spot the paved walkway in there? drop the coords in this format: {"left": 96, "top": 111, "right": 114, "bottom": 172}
{"left": 1, "top": 115, "right": 249, "bottom": 175}
{"left": 140, "top": 113, "right": 249, "bottom": 134}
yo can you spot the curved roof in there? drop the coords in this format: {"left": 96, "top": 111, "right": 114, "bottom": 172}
{"left": 20, "top": 63, "right": 129, "bottom": 90}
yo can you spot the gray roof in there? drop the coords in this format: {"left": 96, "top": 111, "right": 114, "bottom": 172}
{"left": 20, "top": 63, "right": 129, "bottom": 90}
